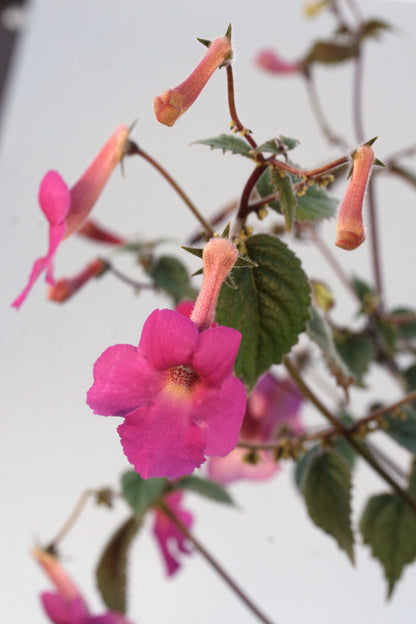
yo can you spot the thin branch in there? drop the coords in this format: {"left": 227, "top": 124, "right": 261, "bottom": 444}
{"left": 160, "top": 502, "right": 276, "bottom": 624}
{"left": 303, "top": 72, "right": 349, "bottom": 150}
{"left": 48, "top": 490, "right": 95, "bottom": 547}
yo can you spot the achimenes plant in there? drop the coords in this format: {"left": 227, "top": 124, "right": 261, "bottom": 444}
{"left": 15, "top": 2, "right": 416, "bottom": 623}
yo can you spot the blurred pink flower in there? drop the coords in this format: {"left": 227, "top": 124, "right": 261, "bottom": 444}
{"left": 335, "top": 144, "right": 375, "bottom": 250}
{"left": 255, "top": 49, "right": 301, "bottom": 74}
{"left": 12, "top": 125, "right": 129, "bottom": 309}
{"left": 208, "top": 372, "right": 304, "bottom": 484}
{"left": 153, "top": 491, "right": 193, "bottom": 576}
{"left": 154, "top": 36, "right": 231, "bottom": 127}
{"left": 47, "top": 258, "right": 108, "bottom": 303}
{"left": 32, "top": 547, "right": 135, "bottom": 624}
{"left": 87, "top": 238, "right": 246, "bottom": 479}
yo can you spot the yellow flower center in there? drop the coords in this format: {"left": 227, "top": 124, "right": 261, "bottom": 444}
{"left": 164, "top": 365, "right": 200, "bottom": 401}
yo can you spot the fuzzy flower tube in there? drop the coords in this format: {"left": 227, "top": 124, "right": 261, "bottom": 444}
{"left": 208, "top": 372, "right": 304, "bottom": 483}
{"left": 255, "top": 49, "right": 301, "bottom": 74}
{"left": 87, "top": 237, "right": 246, "bottom": 479}
{"left": 153, "top": 36, "right": 231, "bottom": 127}
{"left": 32, "top": 547, "right": 135, "bottom": 624}
{"left": 335, "top": 144, "right": 375, "bottom": 250}
{"left": 12, "top": 125, "right": 129, "bottom": 309}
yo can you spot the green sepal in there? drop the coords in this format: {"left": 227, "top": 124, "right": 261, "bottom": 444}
{"left": 182, "top": 245, "right": 203, "bottom": 259}
{"left": 197, "top": 37, "right": 211, "bottom": 48}
{"left": 192, "top": 134, "right": 254, "bottom": 158}
{"left": 96, "top": 515, "right": 142, "bottom": 613}
{"left": 216, "top": 234, "right": 311, "bottom": 389}
{"left": 173, "top": 475, "right": 234, "bottom": 505}
{"left": 121, "top": 471, "right": 168, "bottom": 519}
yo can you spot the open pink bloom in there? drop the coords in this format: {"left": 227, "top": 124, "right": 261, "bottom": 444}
{"left": 47, "top": 258, "right": 108, "bottom": 303}
{"left": 154, "top": 36, "right": 232, "bottom": 127}
{"left": 87, "top": 237, "right": 246, "bottom": 479}
{"left": 208, "top": 372, "right": 304, "bottom": 484}
{"left": 335, "top": 144, "right": 375, "bottom": 250}
{"left": 255, "top": 49, "right": 301, "bottom": 74}
{"left": 153, "top": 491, "right": 193, "bottom": 576}
{"left": 32, "top": 547, "right": 135, "bottom": 624}
{"left": 12, "top": 125, "right": 129, "bottom": 309}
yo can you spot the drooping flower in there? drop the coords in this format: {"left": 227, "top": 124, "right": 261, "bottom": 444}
{"left": 87, "top": 237, "right": 246, "bottom": 479}
{"left": 77, "top": 219, "right": 127, "bottom": 246}
{"left": 47, "top": 258, "right": 108, "bottom": 303}
{"left": 12, "top": 125, "right": 130, "bottom": 309}
{"left": 255, "top": 49, "right": 301, "bottom": 75}
{"left": 208, "top": 372, "right": 304, "bottom": 484}
{"left": 32, "top": 547, "right": 135, "bottom": 624}
{"left": 152, "top": 491, "right": 193, "bottom": 576}
{"left": 335, "top": 144, "right": 375, "bottom": 250}
{"left": 153, "top": 36, "right": 232, "bottom": 127}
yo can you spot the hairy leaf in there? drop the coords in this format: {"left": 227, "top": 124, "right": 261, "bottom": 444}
{"left": 334, "top": 330, "right": 375, "bottom": 386}
{"left": 270, "top": 169, "right": 296, "bottom": 231}
{"left": 296, "top": 185, "right": 338, "bottom": 221}
{"left": 216, "top": 234, "right": 311, "bottom": 389}
{"left": 307, "top": 40, "right": 359, "bottom": 65}
{"left": 360, "top": 492, "right": 416, "bottom": 597}
{"left": 122, "top": 471, "right": 168, "bottom": 519}
{"left": 192, "top": 134, "right": 254, "bottom": 158}
{"left": 149, "top": 255, "right": 197, "bottom": 304}
{"left": 389, "top": 307, "right": 416, "bottom": 340}
{"left": 383, "top": 406, "right": 416, "bottom": 455}
{"left": 255, "top": 136, "right": 299, "bottom": 155}
{"left": 302, "top": 449, "right": 355, "bottom": 562}
{"left": 174, "top": 475, "right": 234, "bottom": 505}
{"left": 96, "top": 515, "right": 141, "bottom": 613}
{"left": 307, "top": 306, "right": 355, "bottom": 391}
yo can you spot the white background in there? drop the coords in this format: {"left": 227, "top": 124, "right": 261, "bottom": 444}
{"left": 2, "top": 1, "right": 416, "bottom": 623}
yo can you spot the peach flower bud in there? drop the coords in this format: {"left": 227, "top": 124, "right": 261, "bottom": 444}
{"left": 335, "top": 144, "right": 375, "bottom": 251}
{"left": 47, "top": 258, "right": 107, "bottom": 303}
{"left": 255, "top": 49, "right": 301, "bottom": 74}
{"left": 153, "top": 36, "right": 232, "bottom": 127}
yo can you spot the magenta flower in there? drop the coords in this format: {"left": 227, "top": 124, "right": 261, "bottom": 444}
{"left": 153, "top": 36, "right": 232, "bottom": 127}
{"left": 153, "top": 491, "right": 193, "bottom": 576}
{"left": 255, "top": 49, "right": 301, "bottom": 74}
{"left": 32, "top": 547, "right": 135, "bottom": 624}
{"left": 208, "top": 372, "right": 304, "bottom": 484}
{"left": 335, "top": 144, "right": 375, "bottom": 250}
{"left": 87, "top": 237, "right": 246, "bottom": 479}
{"left": 12, "top": 125, "right": 129, "bottom": 309}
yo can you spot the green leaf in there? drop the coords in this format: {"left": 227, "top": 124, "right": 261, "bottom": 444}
{"left": 192, "top": 134, "right": 254, "bottom": 158}
{"left": 307, "top": 307, "right": 354, "bottom": 391}
{"left": 307, "top": 40, "right": 359, "bottom": 65}
{"left": 216, "top": 234, "right": 311, "bottom": 389}
{"left": 360, "top": 18, "right": 393, "bottom": 41}
{"left": 96, "top": 515, "right": 141, "bottom": 613}
{"left": 122, "top": 471, "right": 168, "bottom": 518}
{"left": 334, "top": 330, "right": 375, "bottom": 386}
{"left": 383, "top": 406, "right": 416, "bottom": 455}
{"left": 389, "top": 307, "right": 416, "bottom": 340}
{"left": 174, "top": 475, "right": 234, "bottom": 505}
{"left": 404, "top": 365, "right": 416, "bottom": 393}
{"left": 255, "top": 167, "right": 281, "bottom": 212}
{"left": 148, "top": 255, "right": 197, "bottom": 304}
{"left": 360, "top": 493, "right": 416, "bottom": 597}
{"left": 255, "top": 136, "right": 299, "bottom": 155}
{"left": 296, "top": 185, "right": 338, "bottom": 221}
{"left": 270, "top": 169, "right": 296, "bottom": 232}
{"left": 301, "top": 449, "right": 355, "bottom": 562}
{"left": 294, "top": 445, "right": 321, "bottom": 490}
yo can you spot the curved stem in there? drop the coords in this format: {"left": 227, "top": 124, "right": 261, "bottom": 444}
{"left": 108, "top": 264, "right": 157, "bottom": 291}
{"left": 352, "top": 49, "right": 365, "bottom": 144}
{"left": 226, "top": 65, "right": 260, "bottom": 153}
{"left": 284, "top": 357, "right": 416, "bottom": 515}
{"left": 303, "top": 72, "right": 349, "bottom": 150}
{"left": 134, "top": 146, "right": 214, "bottom": 238}
{"left": 49, "top": 490, "right": 95, "bottom": 547}
{"left": 160, "top": 502, "right": 276, "bottom": 624}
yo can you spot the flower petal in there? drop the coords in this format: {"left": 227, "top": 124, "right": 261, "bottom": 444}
{"left": 138, "top": 309, "right": 199, "bottom": 371}
{"left": 118, "top": 399, "right": 206, "bottom": 479}
{"left": 38, "top": 171, "right": 71, "bottom": 226}
{"left": 193, "top": 376, "right": 246, "bottom": 456}
{"left": 153, "top": 492, "right": 193, "bottom": 576}
{"left": 208, "top": 448, "right": 279, "bottom": 484}
{"left": 192, "top": 326, "right": 241, "bottom": 386}
{"left": 41, "top": 593, "right": 88, "bottom": 624}
{"left": 87, "top": 344, "right": 163, "bottom": 416}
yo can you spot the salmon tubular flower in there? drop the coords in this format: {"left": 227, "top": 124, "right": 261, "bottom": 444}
{"left": 12, "top": 125, "right": 130, "bottom": 309}
{"left": 32, "top": 547, "right": 135, "bottom": 624}
{"left": 255, "top": 49, "right": 301, "bottom": 74}
{"left": 87, "top": 237, "right": 246, "bottom": 479}
{"left": 153, "top": 492, "right": 193, "bottom": 576}
{"left": 153, "top": 36, "right": 232, "bottom": 127}
{"left": 208, "top": 373, "right": 304, "bottom": 484}
{"left": 47, "top": 258, "right": 108, "bottom": 303}
{"left": 335, "top": 144, "right": 375, "bottom": 251}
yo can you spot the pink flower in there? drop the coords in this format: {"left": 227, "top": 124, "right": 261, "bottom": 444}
{"left": 47, "top": 258, "right": 108, "bottom": 303}
{"left": 208, "top": 373, "right": 304, "bottom": 484}
{"left": 77, "top": 219, "right": 127, "bottom": 246}
{"left": 335, "top": 144, "right": 375, "bottom": 250}
{"left": 153, "top": 492, "right": 193, "bottom": 576}
{"left": 87, "top": 237, "right": 246, "bottom": 479}
{"left": 153, "top": 36, "right": 232, "bottom": 127}
{"left": 32, "top": 547, "right": 135, "bottom": 624}
{"left": 255, "top": 49, "right": 301, "bottom": 74}
{"left": 12, "top": 125, "right": 130, "bottom": 309}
